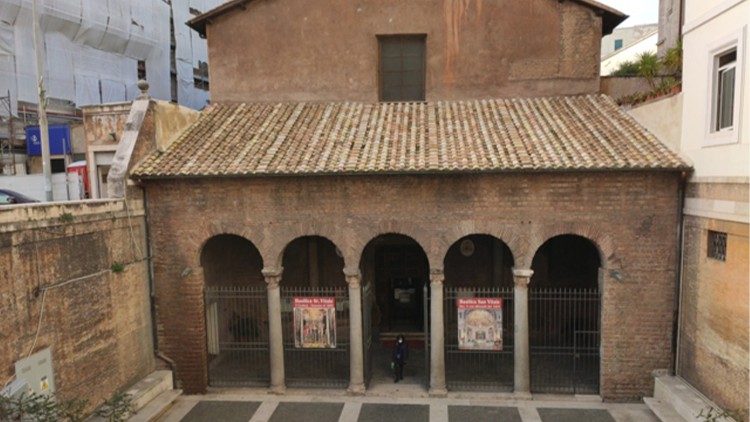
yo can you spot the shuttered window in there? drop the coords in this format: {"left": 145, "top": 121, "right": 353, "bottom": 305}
{"left": 378, "top": 35, "right": 426, "bottom": 102}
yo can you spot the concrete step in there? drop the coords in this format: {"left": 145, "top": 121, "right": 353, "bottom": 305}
{"left": 652, "top": 376, "right": 735, "bottom": 422}
{"left": 644, "top": 397, "right": 688, "bottom": 422}
{"left": 128, "top": 389, "right": 182, "bottom": 422}
{"left": 126, "top": 370, "right": 174, "bottom": 412}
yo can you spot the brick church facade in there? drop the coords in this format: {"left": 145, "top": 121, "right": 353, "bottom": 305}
{"left": 132, "top": 0, "right": 690, "bottom": 401}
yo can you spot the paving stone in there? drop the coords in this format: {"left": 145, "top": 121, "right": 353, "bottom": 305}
{"left": 357, "top": 403, "right": 429, "bottom": 422}
{"left": 537, "top": 408, "right": 615, "bottom": 422}
{"left": 269, "top": 402, "right": 344, "bottom": 422}
{"left": 180, "top": 400, "right": 261, "bottom": 422}
{"left": 448, "top": 405, "right": 522, "bottom": 422}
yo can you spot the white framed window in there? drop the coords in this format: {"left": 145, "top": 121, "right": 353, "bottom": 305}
{"left": 712, "top": 48, "right": 737, "bottom": 132}
{"left": 705, "top": 26, "right": 745, "bottom": 146}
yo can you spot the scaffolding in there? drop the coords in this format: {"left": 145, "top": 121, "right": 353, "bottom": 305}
{"left": 0, "top": 90, "right": 17, "bottom": 175}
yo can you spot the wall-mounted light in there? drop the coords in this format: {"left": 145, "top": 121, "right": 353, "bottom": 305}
{"left": 609, "top": 269, "right": 623, "bottom": 281}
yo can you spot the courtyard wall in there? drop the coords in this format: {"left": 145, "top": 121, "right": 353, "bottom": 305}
{"left": 0, "top": 199, "right": 154, "bottom": 413}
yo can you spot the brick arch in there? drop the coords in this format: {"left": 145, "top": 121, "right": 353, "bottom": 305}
{"left": 522, "top": 224, "right": 618, "bottom": 270}
{"left": 352, "top": 225, "right": 437, "bottom": 271}
{"left": 265, "top": 223, "right": 352, "bottom": 271}
{"left": 191, "top": 221, "right": 274, "bottom": 269}
{"left": 437, "top": 223, "right": 524, "bottom": 267}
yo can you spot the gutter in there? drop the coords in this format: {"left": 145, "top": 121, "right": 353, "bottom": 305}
{"left": 672, "top": 171, "right": 689, "bottom": 375}
{"left": 143, "top": 189, "right": 177, "bottom": 389}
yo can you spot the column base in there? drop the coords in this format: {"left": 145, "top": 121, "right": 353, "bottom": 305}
{"left": 346, "top": 383, "right": 366, "bottom": 396}
{"left": 269, "top": 384, "right": 286, "bottom": 395}
{"left": 512, "top": 391, "right": 532, "bottom": 400}
{"left": 428, "top": 387, "right": 448, "bottom": 397}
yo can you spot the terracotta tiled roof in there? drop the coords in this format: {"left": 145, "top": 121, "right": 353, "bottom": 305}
{"left": 132, "top": 95, "right": 689, "bottom": 178}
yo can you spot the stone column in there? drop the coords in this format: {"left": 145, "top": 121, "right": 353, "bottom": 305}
{"left": 263, "top": 268, "right": 286, "bottom": 394}
{"left": 345, "top": 268, "right": 365, "bottom": 395}
{"left": 429, "top": 269, "right": 447, "bottom": 396}
{"left": 512, "top": 268, "right": 533, "bottom": 397}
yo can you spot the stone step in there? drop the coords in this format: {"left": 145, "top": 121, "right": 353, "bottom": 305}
{"left": 644, "top": 397, "right": 688, "bottom": 422}
{"left": 128, "top": 389, "right": 182, "bottom": 422}
{"left": 126, "top": 370, "right": 174, "bottom": 412}
{"left": 652, "top": 376, "right": 735, "bottom": 422}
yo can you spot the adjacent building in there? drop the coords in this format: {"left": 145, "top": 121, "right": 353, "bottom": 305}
{"left": 676, "top": 0, "right": 749, "bottom": 414}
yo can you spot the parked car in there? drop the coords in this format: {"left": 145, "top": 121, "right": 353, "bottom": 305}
{"left": 0, "top": 189, "right": 39, "bottom": 205}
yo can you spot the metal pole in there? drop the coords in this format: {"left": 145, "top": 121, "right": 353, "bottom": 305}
{"left": 31, "top": 0, "right": 52, "bottom": 201}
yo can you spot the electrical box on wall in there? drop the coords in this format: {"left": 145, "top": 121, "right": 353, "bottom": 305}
{"left": 14, "top": 347, "right": 55, "bottom": 396}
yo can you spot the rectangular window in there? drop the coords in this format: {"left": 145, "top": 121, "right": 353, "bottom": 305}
{"left": 614, "top": 39, "right": 623, "bottom": 50}
{"left": 712, "top": 48, "right": 737, "bottom": 132}
{"left": 707, "top": 230, "right": 727, "bottom": 261}
{"left": 137, "top": 60, "right": 147, "bottom": 81}
{"left": 194, "top": 60, "right": 209, "bottom": 91}
{"left": 378, "top": 35, "right": 426, "bottom": 102}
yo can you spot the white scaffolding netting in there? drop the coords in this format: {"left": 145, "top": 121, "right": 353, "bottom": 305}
{"left": 0, "top": 0, "right": 223, "bottom": 116}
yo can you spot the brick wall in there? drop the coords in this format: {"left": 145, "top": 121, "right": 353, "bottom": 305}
{"left": 0, "top": 200, "right": 154, "bottom": 412}
{"left": 143, "top": 171, "right": 682, "bottom": 400}
{"left": 207, "top": 0, "right": 602, "bottom": 103}
{"left": 678, "top": 181, "right": 749, "bottom": 414}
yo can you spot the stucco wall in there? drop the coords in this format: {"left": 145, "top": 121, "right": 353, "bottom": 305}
{"left": 143, "top": 171, "right": 682, "bottom": 400}
{"left": 206, "top": 0, "right": 602, "bottom": 103}
{"left": 628, "top": 93, "right": 684, "bottom": 152}
{"left": 0, "top": 200, "right": 154, "bottom": 413}
{"left": 680, "top": 0, "right": 749, "bottom": 179}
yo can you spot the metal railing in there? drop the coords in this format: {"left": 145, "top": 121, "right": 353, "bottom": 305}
{"left": 444, "top": 287, "right": 514, "bottom": 391}
{"left": 280, "top": 286, "right": 349, "bottom": 388}
{"left": 529, "top": 288, "right": 600, "bottom": 394}
{"left": 205, "top": 285, "right": 270, "bottom": 387}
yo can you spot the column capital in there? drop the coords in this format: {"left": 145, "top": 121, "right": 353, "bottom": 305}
{"left": 262, "top": 267, "right": 283, "bottom": 288}
{"left": 512, "top": 268, "right": 533, "bottom": 287}
{"left": 344, "top": 268, "right": 361, "bottom": 288}
{"left": 429, "top": 268, "right": 444, "bottom": 286}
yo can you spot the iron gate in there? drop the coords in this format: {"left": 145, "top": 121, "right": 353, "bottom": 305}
{"left": 205, "top": 285, "right": 270, "bottom": 387}
{"left": 280, "top": 286, "right": 349, "bottom": 388}
{"left": 363, "top": 282, "right": 373, "bottom": 387}
{"left": 529, "top": 288, "right": 600, "bottom": 394}
{"left": 443, "top": 287, "right": 514, "bottom": 391}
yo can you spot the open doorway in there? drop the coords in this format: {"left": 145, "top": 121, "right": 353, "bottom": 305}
{"left": 360, "top": 234, "right": 429, "bottom": 387}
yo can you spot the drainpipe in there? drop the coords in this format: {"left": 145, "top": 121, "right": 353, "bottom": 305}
{"left": 143, "top": 188, "right": 176, "bottom": 388}
{"left": 672, "top": 171, "right": 688, "bottom": 375}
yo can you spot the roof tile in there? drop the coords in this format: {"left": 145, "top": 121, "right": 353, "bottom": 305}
{"left": 133, "top": 95, "right": 689, "bottom": 178}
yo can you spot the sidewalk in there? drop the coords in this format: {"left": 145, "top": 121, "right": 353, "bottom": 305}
{"left": 155, "top": 388, "right": 658, "bottom": 422}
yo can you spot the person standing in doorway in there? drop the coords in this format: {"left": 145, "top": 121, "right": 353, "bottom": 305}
{"left": 392, "top": 334, "right": 408, "bottom": 382}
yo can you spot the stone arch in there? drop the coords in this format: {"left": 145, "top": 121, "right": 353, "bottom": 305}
{"left": 200, "top": 233, "right": 265, "bottom": 287}
{"left": 266, "top": 223, "right": 354, "bottom": 271}
{"left": 436, "top": 223, "right": 524, "bottom": 269}
{"left": 529, "top": 234, "right": 602, "bottom": 289}
{"left": 521, "top": 225, "right": 617, "bottom": 270}
{"left": 351, "top": 223, "right": 437, "bottom": 271}
{"left": 442, "top": 233, "right": 516, "bottom": 288}
{"left": 192, "top": 221, "right": 276, "bottom": 271}
{"left": 278, "top": 235, "right": 347, "bottom": 287}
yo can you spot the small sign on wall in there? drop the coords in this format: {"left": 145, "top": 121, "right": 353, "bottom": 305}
{"left": 457, "top": 298, "right": 503, "bottom": 351}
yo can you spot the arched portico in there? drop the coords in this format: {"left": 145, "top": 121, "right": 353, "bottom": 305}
{"left": 528, "top": 234, "right": 603, "bottom": 394}
{"left": 276, "top": 236, "right": 350, "bottom": 388}
{"left": 442, "top": 234, "right": 515, "bottom": 391}
{"left": 200, "top": 234, "right": 270, "bottom": 387}
{"left": 358, "top": 233, "right": 431, "bottom": 388}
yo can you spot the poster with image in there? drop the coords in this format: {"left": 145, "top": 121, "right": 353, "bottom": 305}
{"left": 293, "top": 297, "right": 337, "bottom": 348}
{"left": 457, "top": 298, "right": 503, "bottom": 351}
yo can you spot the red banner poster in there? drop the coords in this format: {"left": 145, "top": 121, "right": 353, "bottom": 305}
{"left": 457, "top": 298, "right": 503, "bottom": 351}
{"left": 293, "top": 296, "right": 336, "bottom": 348}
